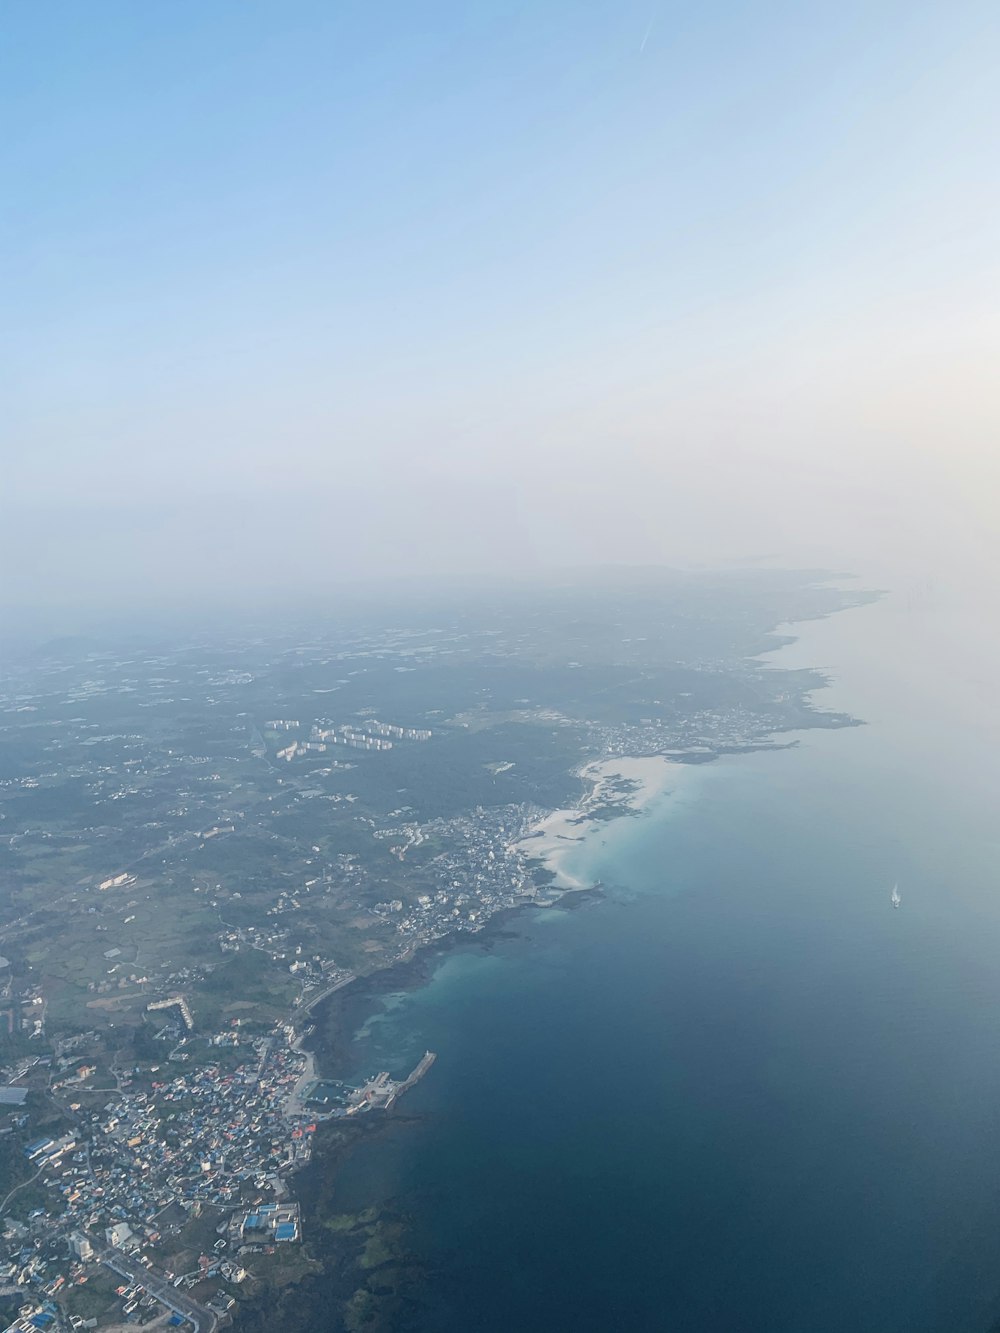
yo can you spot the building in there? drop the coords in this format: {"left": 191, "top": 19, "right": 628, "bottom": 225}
{"left": 99, "top": 872, "right": 134, "bottom": 891}
{"left": 105, "top": 1221, "right": 132, "bottom": 1249}
{"left": 69, "top": 1232, "right": 93, "bottom": 1261}
{"left": 147, "top": 995, "right": 194, "bottom": 1029}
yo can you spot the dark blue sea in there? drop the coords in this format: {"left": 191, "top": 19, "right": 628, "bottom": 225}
{"left": 331, "top": 585, "right": 1000, "bottom": 1332}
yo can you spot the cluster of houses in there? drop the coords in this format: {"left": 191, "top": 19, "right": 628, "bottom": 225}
{"left": 1, "top": 1031, "right": 315, "bottom": 1328}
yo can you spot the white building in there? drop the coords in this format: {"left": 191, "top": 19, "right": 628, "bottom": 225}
{"left": 69, "top": 1231, "right": 94, "bottom": 1261}
{"left": 106, "top": 1221, "right": 132, "bottom": 1248}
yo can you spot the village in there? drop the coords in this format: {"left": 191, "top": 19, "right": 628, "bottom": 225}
{"left": 0, "top": 1018, "right": 318, "bottom": 1331}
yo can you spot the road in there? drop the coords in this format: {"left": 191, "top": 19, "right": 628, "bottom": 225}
{"left": 297, "top": 970, "right": 356, "bottom": 1017}
{"left": 101, "top": 1247, "right": 218, "bottom": 1332}
{"left": 0, "top": 1160, "right": 47, "bottom": 1217}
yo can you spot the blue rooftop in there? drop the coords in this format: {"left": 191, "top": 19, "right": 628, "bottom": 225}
{"left": 275, "top": 1222, "right": 297, "bottom": 1240}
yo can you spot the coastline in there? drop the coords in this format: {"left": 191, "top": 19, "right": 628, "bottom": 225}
{"left": 284, "top": 1038, "right": 317, "bottom": 1119}
{"left": 243, "top": 614, "right": 877, "bottom": 1328}
{"left": 290, "top": 727, "right": 855, "bottom": 1137}
{"left": 291, "top": 752, "right": 686, "bottom": 1140}
{"left": 304, "top": 753, "right": 684, "bottom": 1085}
{"left": 515, "top": 755, "right": 682, "bottom": 890}
{"left": 301, "top": 750, "right": 721, "bottom": 1090}
{"left": 273, "top": 749, "right": 731, "bottom": 1330}
{"left": 308, "top": 754, "right": 681, "bottom": 1075}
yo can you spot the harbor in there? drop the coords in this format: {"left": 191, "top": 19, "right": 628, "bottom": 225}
{"left": 302, "top": 1050, "right": 437, "bottom": 1117}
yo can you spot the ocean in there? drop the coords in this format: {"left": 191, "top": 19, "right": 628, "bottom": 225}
{"left": 326, "top": 582, "right": 1000, "bottom": 1332}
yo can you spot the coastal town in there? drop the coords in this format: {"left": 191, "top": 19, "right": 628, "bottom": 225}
{"left": 0, "top": 988, "right": 440, "bottom": 1331}
{"left": 0, "top": 776, "right": 571, "bottom": 1329}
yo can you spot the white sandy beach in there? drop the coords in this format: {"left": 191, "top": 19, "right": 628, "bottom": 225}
{"left": 516, "top": 755, "right": 679, "bottom": 891}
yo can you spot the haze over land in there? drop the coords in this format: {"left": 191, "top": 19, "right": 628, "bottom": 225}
{"left": 3, "top": 1, "right": 999, "bottom": 616}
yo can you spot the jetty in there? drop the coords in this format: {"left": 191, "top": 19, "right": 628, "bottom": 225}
{"left": 386, "top": 1050, "right": 437, "bottom": 1109}
{"left": 345, "top": 1051, "right": 437, "bottom": 1114}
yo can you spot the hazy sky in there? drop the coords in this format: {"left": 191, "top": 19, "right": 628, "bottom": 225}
{"left": 3, "top": 1, "right": 999, "bottom": 610}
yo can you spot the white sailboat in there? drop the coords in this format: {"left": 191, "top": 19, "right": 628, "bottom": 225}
{"left": 890, "top": 882, "right": 902, "bottom": 909}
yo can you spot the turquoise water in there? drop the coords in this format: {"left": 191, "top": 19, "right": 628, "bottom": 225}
{"left": 332, "top": 589, "right": 1000, "bottom": 1331}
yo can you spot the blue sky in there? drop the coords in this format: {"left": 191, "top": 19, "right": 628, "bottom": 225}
{"left": 3, "top": 1, "right": 999, "bottom": 607}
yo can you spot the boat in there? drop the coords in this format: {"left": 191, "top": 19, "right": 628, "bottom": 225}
{"left": 891, "top": 882, "right": 901, "bottom": 909}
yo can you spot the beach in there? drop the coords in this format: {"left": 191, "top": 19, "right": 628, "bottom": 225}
{"left": 515, "top": 755, "right": 679, "bottom": 889}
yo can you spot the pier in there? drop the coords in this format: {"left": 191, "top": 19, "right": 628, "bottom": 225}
{"left": 346, "top": 1051, "right": 437, "bottom": 1114}
{"left": 386, "top": 1050, "right": 437, "bottom": 1109}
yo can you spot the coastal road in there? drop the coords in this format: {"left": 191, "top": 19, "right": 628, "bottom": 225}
{"left": 282, "top": 973, "right": 357, "bottom": 1117}
{"left": 101, "top": 1247, "right": 218, "bottom": 1332}
{"left": 298, "top": 971, "right": 356, "bottom": 1017}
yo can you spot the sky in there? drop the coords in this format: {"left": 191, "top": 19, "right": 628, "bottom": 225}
{"left": 3, "top": 0, "right": 999, "bottom": 614}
